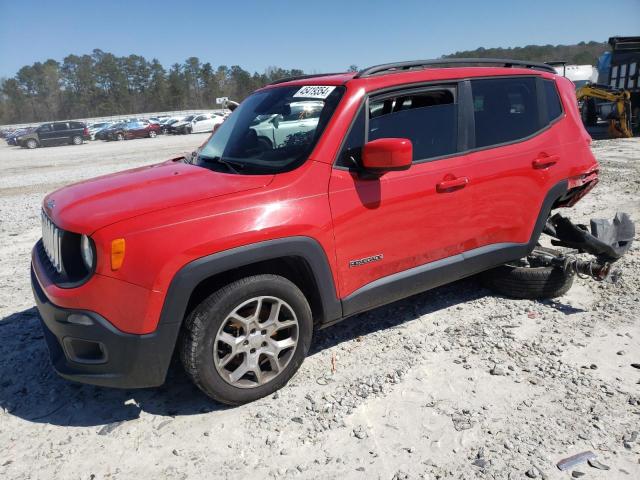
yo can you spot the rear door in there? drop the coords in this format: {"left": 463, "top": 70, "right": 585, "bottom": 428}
{"left": 329, "top": 83, "right": 476, "bottom": 299}
{"left": 464, "top": 76, "right": 564, "bottom": 248}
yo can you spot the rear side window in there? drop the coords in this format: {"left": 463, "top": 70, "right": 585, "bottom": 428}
{"left": 53, "top": 122, "right": 69, "bottom": 131}
{"left": 69, "top": 122, "right": 84, "bottom": 129}
{"left": 543, "top": 79, "right": 563, "bottom": 122}
{"left": 368, "top": 87, "right": 458, "bottom": 162}
{"left": 471, "top": 77, "right": 539, "bottom": 148}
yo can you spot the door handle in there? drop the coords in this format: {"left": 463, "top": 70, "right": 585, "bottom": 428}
{"left": 532, "top": 154, "right": 559, "bottom": 169}
{"left": 436, "top": 176, "right": 469, "bottom": 193}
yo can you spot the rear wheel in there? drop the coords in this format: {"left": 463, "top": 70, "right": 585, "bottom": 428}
{"left": 71, "top": 135, "right": 83, "bottom": 145}
{"left": 26, "top": 139, "right": 38, "bottom": 149}
{"left": 180, "top": 274, "right": 313, "bottom": 405}
{"left": 481, "top": 247, "right": 574, "bottom": 299}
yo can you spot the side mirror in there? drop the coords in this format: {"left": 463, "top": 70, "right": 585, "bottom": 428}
{"left": 271, "top": 115, "right": 281, "bottom": 129}
{"left": 362, "top": 138, "right": 412, "bottom": 174}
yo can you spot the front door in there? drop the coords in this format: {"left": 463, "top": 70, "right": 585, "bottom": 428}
{"left": 329, "top": 83, "right": 475, "bottom": 300}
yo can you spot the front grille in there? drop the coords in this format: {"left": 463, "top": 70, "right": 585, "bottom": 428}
{"left": 41, "top": 211, "right": 63, "bottom": 273}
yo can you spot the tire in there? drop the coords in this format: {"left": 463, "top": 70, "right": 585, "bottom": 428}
{"left": 180, "top": 274, "right": 313, "bottom": 405}
{"left": 149, "top": 130, "right": 157, "bottom": 138}
{"left": 71, "top": 135, "right": 83, "bottom": 145}
{"left": 116, "top": 133, "right": 124, "bottom": 141}
{"left": 185, "top": 126, "right": 192, "bottom": 135}
{"left": 481, "top": 250, "right": 574, "bottom": 300}
{"left": 26, "top": 139, "right": 38, "bottom": 149}
{"left": 581, "top": 98, "right": 597, "bottom": 126}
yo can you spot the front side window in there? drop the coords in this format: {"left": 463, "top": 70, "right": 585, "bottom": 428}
{"left": 471, "top": 77, "right": 539, "bottom": 148}
{"left": 368, "top": 87, "right": 458, "bottom": 161}
{"left": 196, "top": 85, "right": 344, "bottom": 174}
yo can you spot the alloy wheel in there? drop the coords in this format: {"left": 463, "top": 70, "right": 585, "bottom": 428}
{"left": 213, "top": 296, "right": 299, "bottom": 388}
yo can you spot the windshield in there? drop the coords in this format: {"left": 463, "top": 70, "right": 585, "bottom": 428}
{"left": 183, "top": 115, "right": 195, "bottom": 122}
{"left": 196, "top": 85, "right": 344, "bottom": 174}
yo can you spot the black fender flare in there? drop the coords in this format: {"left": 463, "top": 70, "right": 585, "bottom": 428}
{"left": 525, "top": 179, "right": 568, "bottom": 253}
{"left": 158, "top": 236, "right": 342, "bottom": 331}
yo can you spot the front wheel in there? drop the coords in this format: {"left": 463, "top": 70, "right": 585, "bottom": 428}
{"left": 149, "top": 130, "right": 157, "bottom": 138}
{"left": 26, "top": 139, "right": 38, "bottom": 149}
{"left": 116, "top": 133, "right": 124, "bottom": 141}
{"left": 180, "top": 274, "right": 313, "bottom": 405}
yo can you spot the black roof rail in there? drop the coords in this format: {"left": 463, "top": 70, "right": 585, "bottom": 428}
{"left": 354, "top": 58, "right": 556, "bottom": 78}
{"left": 267, "top": 72, "right": 345, "bottom": 86}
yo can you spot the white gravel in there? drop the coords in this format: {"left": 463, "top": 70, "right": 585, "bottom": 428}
{"left": 0, "top": 136, "right": 639, "bottom": 479}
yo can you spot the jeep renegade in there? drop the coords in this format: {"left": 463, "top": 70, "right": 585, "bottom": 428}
{"left": 32, "top": 59, "right": 602, "bottom": 404}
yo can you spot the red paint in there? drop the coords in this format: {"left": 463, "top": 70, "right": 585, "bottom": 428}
{"left": 33, "top": 66, "right": 598, "bottom": 334}
{"left": 362, "top": 138, "right": 412, "bottom": 171}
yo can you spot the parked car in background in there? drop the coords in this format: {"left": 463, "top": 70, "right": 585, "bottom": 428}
{"left": 95, "top": 122, "right": 126, "bottom": 140}
{"left": 87, "top": 122, "right": 114, "bottom": 140}
{"left": 160, "top": 117, "right": 181, "bottom": 134}
{"left": 169, "top": 113, "right": 225, "bottom": 134}
{"left": 106, "top": 120, "right": 161, "bottom": 141}
{"left": 5, "top": 127, "right": 34, "bottom": 146}
{"left": 250, "top": 101, "right": 324, "bottom": 149}
{"left": 17, "top": 122, "right": 89, "bottom": 149}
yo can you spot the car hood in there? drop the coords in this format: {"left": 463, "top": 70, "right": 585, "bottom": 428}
{"left": 43, "top": 159, "right": 273, "bottom": 233}
{"left": 171, "top": 121, "right": 190, "bottom": 127}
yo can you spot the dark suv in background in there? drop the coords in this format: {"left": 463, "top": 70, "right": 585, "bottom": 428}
{"left": 17, "top": 121, "right": 89, "bottom": 149}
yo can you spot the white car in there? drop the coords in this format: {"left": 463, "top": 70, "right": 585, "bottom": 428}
{"left": 250, "top": 101, "right": 323, "bottom": 148}
{"left": 171, "top": 113, "right": 225, "bottom": 134}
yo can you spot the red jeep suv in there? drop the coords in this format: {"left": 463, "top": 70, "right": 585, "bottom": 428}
{"left": 32, "top": 59, "right": 601, "bottom": 404}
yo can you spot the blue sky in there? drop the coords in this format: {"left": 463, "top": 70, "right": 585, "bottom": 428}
{"left": 1, "top": 0, "right": 639, "bottom": 78}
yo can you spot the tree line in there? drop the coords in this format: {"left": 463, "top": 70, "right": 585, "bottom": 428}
{"left": 1, "top": 41, "right": 610, "bottom": 125}
{"left": 443, "top": 41, "right": 608, "bottom": 66}
{"left": 0, "top": 49, "right": 306, "bottom": 125}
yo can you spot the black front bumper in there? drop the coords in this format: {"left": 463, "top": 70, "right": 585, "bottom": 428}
{"left": 31, "top": 267, "right": 179, "bottom": 389}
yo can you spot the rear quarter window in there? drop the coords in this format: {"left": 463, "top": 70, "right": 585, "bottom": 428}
{"left": 471, "top": 77, "right": 539, "bottom": 148}
{"left": 543, "top": 79, "right": 563, "bottom": 122}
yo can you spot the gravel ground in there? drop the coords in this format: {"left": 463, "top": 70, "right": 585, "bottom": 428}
{"left": 0, "top": 136, "right": 639, "bottom": 480}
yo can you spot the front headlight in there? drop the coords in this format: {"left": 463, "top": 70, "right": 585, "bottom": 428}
{"left": 80, "top": 234, "right": 95, "bottom": 270}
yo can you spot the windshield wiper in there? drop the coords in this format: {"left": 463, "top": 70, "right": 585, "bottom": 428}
{"left": 198, "top": 155, "right": 245, "bottom": 174}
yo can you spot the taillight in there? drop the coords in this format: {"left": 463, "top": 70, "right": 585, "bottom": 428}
{"left": 83, "top": 127, "right": 89, "bottom": 135}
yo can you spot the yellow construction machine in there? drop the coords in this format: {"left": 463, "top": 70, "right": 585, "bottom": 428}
{"left": 576, "top": 84, "right": 633, "bottom": 138}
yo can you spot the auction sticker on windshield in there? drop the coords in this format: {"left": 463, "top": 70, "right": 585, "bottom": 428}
{"left": 293, "top": 86, "right": 336, "bottom": 99}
